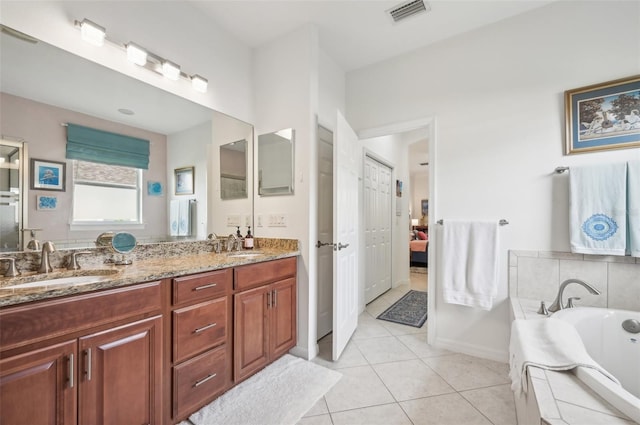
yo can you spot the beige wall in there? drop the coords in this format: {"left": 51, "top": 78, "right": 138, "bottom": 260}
{"left": 0, "top": 92, "right": 168, "bottom": 245}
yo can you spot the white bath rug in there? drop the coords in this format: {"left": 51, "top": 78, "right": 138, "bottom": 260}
{"left": 187, "top": 354, "right": 341, "bottom": 425}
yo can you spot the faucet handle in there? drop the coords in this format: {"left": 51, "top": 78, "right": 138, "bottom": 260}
{"left": 566, "top": 297, "right": 581, "bottom": 309}
{"left": 537, "top": 301, "right": 549, "bottom": 316}
{"left": 67, "top": 251, "right": 92, "bottom": 270}
{"left": 0, "top": 257, "right": 20, "bottom": 278}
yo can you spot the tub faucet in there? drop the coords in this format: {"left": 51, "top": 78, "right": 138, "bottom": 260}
{"left": 548, "top": 278, "right": 600, "bottom": 312}
{"left": 38, "top": 241, "right": 56, "bottom": 273}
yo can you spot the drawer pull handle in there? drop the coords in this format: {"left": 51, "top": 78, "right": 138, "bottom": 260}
{"left": 194, "top": 323, "right": 217, "bottom": 334}
{"left": 193, "top": 283, "right": 217, "bottom": 291}
{"left": 68, "top": 353, "right": 74, "bottom": 388}
{"left": 267, "top": 291, "right": 271, "bottom": 308}
{"left": 194, "top": 373, "right": 217, "bottom": 387}
{"left": 273, "top": 290, "right": 277, "bottom": 308}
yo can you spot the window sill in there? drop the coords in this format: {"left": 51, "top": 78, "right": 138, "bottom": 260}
{"left": 69, "top": 222, "right": 146, "bottom": 232}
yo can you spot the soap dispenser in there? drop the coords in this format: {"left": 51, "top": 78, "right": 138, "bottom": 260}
{"left": 244, "top": 226, "right": 254, "bottom": 249}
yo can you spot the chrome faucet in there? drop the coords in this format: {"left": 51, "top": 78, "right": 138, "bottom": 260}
{"left": 548, "top": 278, "right": 600, "bottom": 312}
{"left": 67, "top": 251, "right": 92, "bottom": 270}
{"left": 227, "top": 234, "right": 241, "bottom": 252}
{"left": 38, "top": 241, "right": 56, "bottom": 273}
{"left": 208, "top": 233, "right": 223, "bottom": 254}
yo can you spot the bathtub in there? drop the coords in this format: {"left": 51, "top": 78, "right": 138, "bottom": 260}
{"left": 553, "top": 307, "right": 640, "bottom": 423}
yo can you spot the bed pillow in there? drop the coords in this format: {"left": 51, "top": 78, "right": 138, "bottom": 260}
{"left": 417, "top": 231, "right": 427, "bottom": 240}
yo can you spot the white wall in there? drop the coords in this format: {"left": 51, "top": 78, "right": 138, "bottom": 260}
{"left": 253, "top": 25, "right": 319, "bottom": 359}
{"left": 0, "top": 1, "right": 254, "bottom": 123}
{"left": 167, "top": 121, "right": 211, "bottom": 240}
{"left": 346, "top": 1, "right": 640, "bottom": 361}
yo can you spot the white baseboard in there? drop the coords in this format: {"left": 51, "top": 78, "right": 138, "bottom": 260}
{"left": 289, "top": 344, "right": 317, "bottom": 361}
{"left": 434, "top": 336, "right": 508, "bottom": 363}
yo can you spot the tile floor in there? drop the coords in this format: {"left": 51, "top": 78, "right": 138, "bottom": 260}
{"left": 300, "top": 271, "right": 517, "bottom": 425}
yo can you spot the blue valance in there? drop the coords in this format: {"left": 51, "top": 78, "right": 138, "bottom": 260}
{"left": 66, "top": 123, "right": 150, "bottom": 170}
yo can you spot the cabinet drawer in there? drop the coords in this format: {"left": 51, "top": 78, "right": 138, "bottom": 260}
{"left": 234, "top": 257, "right": 297, "bottom": 292}
{"left": 173, "top": 345, "right": 228, "bottom": 419}
{"left": 0, "top": 281, "right": 161, "bottom": 352}
{"left": 173, "top": 298, "right": 228, "bottom": 363}
{"left": 173, "top": 269, "right": 232, "bottom": 305}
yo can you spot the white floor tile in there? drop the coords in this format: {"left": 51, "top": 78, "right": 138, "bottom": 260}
{"left": 297, "top": 414, "right": 334, "bottom": 425}
{"left": 373, "top": 359, "right": 455, "bottom": 401}
{"left": 303, "top": 397, "right": 329, "bottom": 417}
{"left": 354, "top": 336, "right": 417, "bottom": 364}
{"left": 313, "top": 340, "right": 368, "bottom": 370}
{"left": 460, "top": 384, "right": 518, "bottom": 425}
{"left": 323, "top": 365, "right": 395, "bottom": 413}
{"left": 400, "top": 392, "right": 493, "bottom": 425}
{"left": 396, "top": 333, "right": 451, "bottom": 358}
{"left": 331, "top": 403, "right": 412, "bottom": 425}
{"left": 422, "top": 353, "right": 510, "bottom": 391}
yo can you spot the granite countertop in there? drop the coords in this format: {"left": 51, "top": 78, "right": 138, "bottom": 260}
{"left": 0, "top": 247, "right": 299, "bottom": 308}
{"left": 510, "top": 298, "right": 635, "bottom": 424}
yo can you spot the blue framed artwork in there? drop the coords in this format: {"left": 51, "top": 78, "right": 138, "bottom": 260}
{"left": 30, "top": 158, "right": 66, "bottom": 191}
{"left": 565, "top": 75, "right": 640, "bottom": 154}
{"left": 147, "top": 181, "right": 164, "bottom": 196}
{"left": 36, "top": 195, "right": 58, "bottom": 210}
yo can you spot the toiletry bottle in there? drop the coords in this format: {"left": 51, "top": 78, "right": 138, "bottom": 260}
{"left": 236, "top": 226, "right": 242, "bottom": 238}
{"left": 244, "top": 226, "right": 254, "bottom": 249}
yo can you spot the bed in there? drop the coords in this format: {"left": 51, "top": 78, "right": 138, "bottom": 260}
{"left": 410, "top": 239, "right": 428, "bottom": 267}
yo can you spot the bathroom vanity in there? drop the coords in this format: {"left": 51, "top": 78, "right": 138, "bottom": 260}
{"left": 0, "top": 243, "right": 299, "bottom": 425}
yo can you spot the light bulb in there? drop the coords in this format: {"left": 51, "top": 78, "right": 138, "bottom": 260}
{"left": 162, "top": 61, "right": 180, "bottom": 81}
{"left": 126, "top": 42, "right": 147, "bottom": 66}
{"left": 191, "top": 75, "right": 208, "bottom": 93}
{"left": 79, "top": 19, "right": 106, "bottom": 47}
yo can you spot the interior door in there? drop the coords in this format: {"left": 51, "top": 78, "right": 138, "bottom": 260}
{"left": 317, "top": 126, "right": 334, "bottom": 339}
{"left": 332, "top": 112, "right": 360, "bottom": 361}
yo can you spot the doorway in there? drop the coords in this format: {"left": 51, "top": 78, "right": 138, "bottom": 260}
{"left": 0, "top": 139, "right": 27, "bottom": 252}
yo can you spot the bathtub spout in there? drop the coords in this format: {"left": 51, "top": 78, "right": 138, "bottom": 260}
{"left": 548, "top": 278, "right": 600, "bottom": 313}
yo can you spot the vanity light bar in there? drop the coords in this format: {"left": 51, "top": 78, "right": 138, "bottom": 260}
{"left": 74, "top": 18, "right": 207, "bottom": 93}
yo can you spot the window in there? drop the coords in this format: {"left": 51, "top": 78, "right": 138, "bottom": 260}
{"left": 72, "top": 160, "right": 142, "bottom": 225}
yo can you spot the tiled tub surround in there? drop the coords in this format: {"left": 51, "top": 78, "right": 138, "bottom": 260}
{"left": 510, "top": 298, "right": 637, "bottom": 424}
{"left": 0, "top": 238, "right": 299, "bottom": 307}
{"left": 509, "top": 250, "right": 640, "bottom": 312}
{"left": 509, "top": 250, "right": 639, "bottom": 424}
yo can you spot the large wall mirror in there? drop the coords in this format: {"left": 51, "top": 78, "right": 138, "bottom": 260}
{"left": 0, "top": 25, "right": 253, "bottom": 250}
{"left": 258, "top": 128, "right": 295, "bottom": 196}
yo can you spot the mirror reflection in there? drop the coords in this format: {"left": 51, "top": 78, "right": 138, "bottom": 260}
{"left": 0, "top": 25, "right": 253, "bottom": 251}
{"left": 220, "top": 140, "right": 248, "bottom": 200}
{"left": 0, "top": 140, "right": 25, "bottom": 252}
{"left": 258, "top": 128, "right": 295, "bottom": 196}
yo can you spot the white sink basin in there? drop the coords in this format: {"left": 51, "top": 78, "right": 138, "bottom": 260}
{"left": 3, "top": 275, "right": 113, "bottom": 290}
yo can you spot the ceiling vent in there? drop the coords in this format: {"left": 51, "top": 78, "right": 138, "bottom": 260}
{"left": 387, "top": 0, "right": 430, "bottom": 23}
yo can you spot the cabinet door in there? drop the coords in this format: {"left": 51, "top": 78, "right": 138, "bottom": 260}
{"left": 79, "top": 315, "right": 162, "bottom": 425}
{"left": 234, "top": 285, "right": 269, "bottom": 382}
{"left": 0, "top": 340, "right": 77, "bottom": 425}
{"left": 270, "top": 278, "right": 297, "bottom": 359}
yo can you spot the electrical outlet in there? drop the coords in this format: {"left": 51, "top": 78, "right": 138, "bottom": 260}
{"left": 227, "top": 215, "right": 240, "bottom": 227}
{"left": 245, "top": 215, "right": 251, "bottom": 227}
{"left": 256, "top": 214, "right": 263, "bottom": 227}
{"left": 267, "top": 214, "right": 287, "bottom": 227}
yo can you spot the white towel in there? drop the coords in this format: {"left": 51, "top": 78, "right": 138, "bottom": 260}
{"left": 570, "top": 163, "right": 627, "bottom": 255}
{"left": 178, "top": 199, "right": 191, "bottom": 236}
{"left": 441, "top": 220, "right": 499, "bottom": 310}
{"left": 509, "top": 318, "right": 620, "bottom": 397}
{"left": 170, "top": 199, "right": 192, "bottom": 237}
{"left": 628, "top": 160, "right": 640, "bottom": 257}
{"left": 169, "top": 200, "right": 180, "bottom": 236}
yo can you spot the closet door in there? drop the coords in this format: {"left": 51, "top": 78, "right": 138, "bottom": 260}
{"left": 364, "top": 156, "right": 392, "bottom": 304}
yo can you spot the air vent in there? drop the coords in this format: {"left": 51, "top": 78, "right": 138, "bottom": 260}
{"left": 387, "top": 0, "right": 430, "bottom": 23}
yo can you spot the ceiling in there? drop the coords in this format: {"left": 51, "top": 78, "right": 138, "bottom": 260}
{"left": 190, "top": 0, "right": 555, "bottom": 72}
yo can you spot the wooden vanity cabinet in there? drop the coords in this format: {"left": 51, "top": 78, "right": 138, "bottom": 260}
{"left": 170, "top": 268, "right": 232, "bottom": 421}
{"left": 0, "top": 281, "right": 163, "bottom": 425}
{"left": 233, "top": 257, "right": 297, "bottom": 382}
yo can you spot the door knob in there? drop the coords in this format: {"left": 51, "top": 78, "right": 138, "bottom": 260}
{"left": 316, "top": 241, "right": 333, "bottom": 248}
{"left": 337, "top": 242, "right": 349, "bottom": 250}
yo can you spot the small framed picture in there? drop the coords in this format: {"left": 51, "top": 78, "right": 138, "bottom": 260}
{"left": 174, "top": 166, "right": 194, "bottom": 195}
{"left": 147, "top": 181, "right": 164, "bottom": 196}
{"left": 565, "top": 75, "right": 640, "bottom": 154}
{"left": 36, "top": 195, "right": 58, "bottom": 210}
{"left": 31, "top": 158, "right": 66, "bottom": 191}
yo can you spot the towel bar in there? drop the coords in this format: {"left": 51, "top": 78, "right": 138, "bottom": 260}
{"left": 436, "top": 219, "right": 509, "bottom": 226}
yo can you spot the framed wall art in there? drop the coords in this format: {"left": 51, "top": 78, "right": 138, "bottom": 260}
{"left": 565, "top": 75, "right": 640, "bottom": 154}
{"left": 30, "top": 158, "right": 66, "bottom": 191}
{"left": 174, "top": 166, "right": 194, "bottom": 195}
